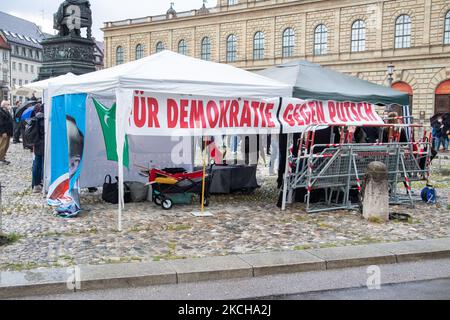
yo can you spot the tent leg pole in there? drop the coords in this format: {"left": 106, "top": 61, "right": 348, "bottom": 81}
{"left": 118, "top": 204, "right": 122, "bottom": 232}
{"left": 281, "top": 133, "right": 292, "bottom": 211}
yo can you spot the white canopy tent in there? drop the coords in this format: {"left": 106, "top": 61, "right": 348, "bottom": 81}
{"left": 13, "top": 73, "right": 77, "bottom": 100}
{"left": 49, "top": 51, "right": 290, "bottom": 97}
{"left": 23, "top": 73, "right": 77, "bottom": 92}
{"left": 47, "top": 50, "right": 292, "bottom": 231}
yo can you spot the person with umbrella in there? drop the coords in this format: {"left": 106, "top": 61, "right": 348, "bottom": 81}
{"left": 15, "top": 100, "right": 40, "bottom": 150}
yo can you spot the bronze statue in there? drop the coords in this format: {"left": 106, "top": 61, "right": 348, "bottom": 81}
{"left": 54, "top": 0, "right": 92, "bottom": 38}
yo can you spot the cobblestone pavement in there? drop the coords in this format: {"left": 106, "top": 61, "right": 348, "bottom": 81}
{"left": 0, "top": 142, "right": 449, "bottom": 271}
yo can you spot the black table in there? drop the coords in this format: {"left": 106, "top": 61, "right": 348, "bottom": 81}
{"left": 195, "top": 165, "right": 259, "bottom": 194}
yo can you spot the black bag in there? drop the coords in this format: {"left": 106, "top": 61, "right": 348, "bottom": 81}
{"left": 102, "top": 175, "right": 132, "bottom": 204}
{"left": 23, "top": 118, "right": 40, "bottom": 146}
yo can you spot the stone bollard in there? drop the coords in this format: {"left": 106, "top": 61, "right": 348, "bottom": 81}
{"left": 361, "top": 161, "right": 389, "bottom": 222}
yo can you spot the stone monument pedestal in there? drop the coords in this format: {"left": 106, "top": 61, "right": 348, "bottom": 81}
{"left": 38, "top": 36, "right": 96, "bottom": 80}
{"left": 362, "top": 161, "right": 390, "bottom": 222}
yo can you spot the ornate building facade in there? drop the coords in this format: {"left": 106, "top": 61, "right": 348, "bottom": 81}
{"left": 102, "top": 0, "right": 450, "bottom": 119}
{"left": 0, "top": 11, "right": 46, "bottom": 103}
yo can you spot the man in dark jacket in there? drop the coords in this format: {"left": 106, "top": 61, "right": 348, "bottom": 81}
{"left": 12, "top": 101, "right": 22, "bottom": 144}
{"left": 433, "top": 116, "right": 447, "bottom": 152}
{"left": 28, "top": 105, "right": 45, "bottom": 193}
{"left": 0, "top": 100, "right": 13, "bottom": 165}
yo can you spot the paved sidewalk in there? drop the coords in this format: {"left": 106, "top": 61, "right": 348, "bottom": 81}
{"left": 1, "top": 142, "right": 450, "bottom": 270}
{"left": 1, "top": 237, "right": 449, "bottom": 299}
{"left": 13, "top": 259, "right": 450, "bottom": 300}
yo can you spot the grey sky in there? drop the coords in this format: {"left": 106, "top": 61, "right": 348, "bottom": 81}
{"left": 2, "top": 0, "right": 217, "bottom": 40}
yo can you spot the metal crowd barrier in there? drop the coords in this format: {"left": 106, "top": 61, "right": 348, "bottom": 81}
{"left": 284, "top": 142, "right": 432, "bottom": 213}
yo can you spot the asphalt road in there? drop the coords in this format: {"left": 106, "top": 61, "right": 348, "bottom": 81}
{"left": 266, "top": 278, "right": 450, "bottom": 300}
{"left": 13, "top": 258, "right": 450, "bottom": 300}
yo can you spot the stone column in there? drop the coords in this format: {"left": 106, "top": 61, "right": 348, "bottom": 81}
{"left": 362, "top": 161, "right": 389, "bottom": 222}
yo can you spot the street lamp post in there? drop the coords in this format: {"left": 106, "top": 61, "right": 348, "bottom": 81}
{"left": 387, "top": 63, "right": 395, "bottom": 87}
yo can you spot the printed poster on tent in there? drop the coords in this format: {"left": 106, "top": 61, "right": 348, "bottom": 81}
{"left": 47, "top": 94, "right": 87, "bottom": 217}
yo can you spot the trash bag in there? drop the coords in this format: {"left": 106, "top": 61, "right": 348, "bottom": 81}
{"left": 124, "top": 181, "right": 148, "bottom": 202}
{"left": 421, "top": 186, "right": 437, "bottom": 204}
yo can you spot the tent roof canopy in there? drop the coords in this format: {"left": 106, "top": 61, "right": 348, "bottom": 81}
{"left": 258, "top": 60, "right": 410, "bottom": 106}
{"left": 50, "top": 50, "right": 291, "bottom": 98}
{"left": 23, "top": 73, "right": 76, "bottom": 91}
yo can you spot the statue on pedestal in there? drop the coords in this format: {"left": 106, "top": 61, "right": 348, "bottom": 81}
{"left": 38, "top": 0, "right": 96, "bottom": 80}
{"left": 54, "top": 0, "right": 92, "bottom": 38}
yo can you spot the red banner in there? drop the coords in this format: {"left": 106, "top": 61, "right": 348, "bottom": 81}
{"left": 280, "top": 99, "right": 384, "bottom": 133}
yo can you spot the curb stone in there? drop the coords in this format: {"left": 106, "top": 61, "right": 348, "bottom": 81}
{"left": 1, "top": 237, "right": 449, "bottom": 299}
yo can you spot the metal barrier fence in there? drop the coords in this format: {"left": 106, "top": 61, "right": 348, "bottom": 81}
{"left": 283, "top": 142, "right": 432, "bottom": 213}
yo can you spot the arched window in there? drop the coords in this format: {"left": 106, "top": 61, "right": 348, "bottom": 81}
{"left": 201, "top": 37, "right": 211, "bottom": 61}
{"left": 116, "top": 46, "right": 124, "bottom": 65}
{"left": 282, "top": 28, "right": 295, "bottom": 58}
{"left": 314, "top": 24, "right": 328, "bottom": 55}
{"left": 156, "top": 41, "right": 165, "bottom": 53}
{"left": 178, "top": 39, "right": 187, "bottom": 55}
{"left": 445, "top": 11, "right": 450, "bottom": 45}
{"left": 392, "top": 82, "right": 414, "bottom": 110}
{"left": 135, "top": 44, "right": 144, "bottom": 60}
{"left": 253, "top": 31, "right": 265, "bottom": 60}
{"left": 395, "top": 15, "right": 411, "bottom": 49}
{"left": 226, "top": 34, "right": 237, "bottom": 62}
{"left": 351, "top": 20, "right": 366, "bottom": 52}
{"left": 435, "top": 80, "right": 450, "bottom": 114}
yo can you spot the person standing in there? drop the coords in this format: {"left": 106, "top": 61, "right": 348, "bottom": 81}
{"left": 433, "top": 116, "right": 446, "bottom": 152}
{"left": 12, "top": 101, "right": 22, "bottom": 144}
{"left": 269, "top": 134, "right": 279, "bottom": 176}
{"left": 443, "top": 125, "right": 450, "bottom": 153}
{"left": 0, "top": 100, "right": 13, "bottom": 165}
{"left": 27, "top": 105, "right": 45, "bottom": 193}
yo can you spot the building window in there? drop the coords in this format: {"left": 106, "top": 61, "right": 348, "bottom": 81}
{"left": 19, "top": 80, "right": 22, "bottom": 86}
{"left": 228, "top": 0, "right": 238, "bottom": 5}
{"left": 314, "top": 24, "right": 328, "bottom": 55}
{"left": 395, "top": 15, "right": 411, "bottom": 49}
{"left": 22, "top": 47, "right": 26, "bottom": 56}
{"left": 156, "top": 41, "right": 165, "bottom": 53}
{"left": 12, "top": 79, "right": 16, "bottom": 86}
{"left": 25, "top": 64, "right": 28, "bottom": 73}
{"left": 226, "top": 34, "right": 237, "bottom": 62}
{"left": 31, "top": 65, "right": 34, "bottom": 73}
{"left": 392, "top": 82, "right": 414, "bottom": 111}
{"left": 282, "top": 28, "right": 295, "bottom": 58}
{"left": 178, "top": 39, "right": 187, "bottom": 55}
{"left": 15, "top": 46, "right": 19, "bottom": 55}
{"left": 351, "top": 20, "right": 366, "bottom": 52}
{"left": 135, "top": 44, "right": 144, "bottom": 60}
{"left": 435, "top": 80, "right": 450, "bottom": 114}
{"left": 12, "top": 62, "right": 16, "bottom": 71}
{"left": 201, "top": 37, "right": 211, "bottom": 61}
{"left": 18, "top": 63, "right": 22, "bottom": 72}
{"left": 253, "top": 31, "right": 265, "bottom": 60}
{"left": 116, "top": 46, "right": 124, "bottom": 65}
{"left": 445, "top": 11, "right": 450, "bottom": 45}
